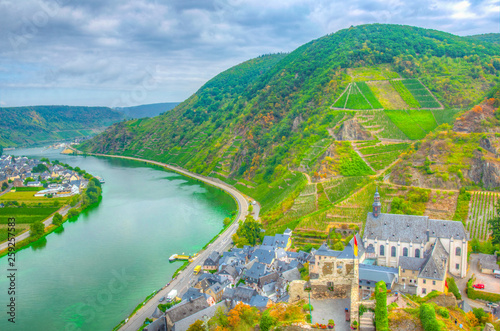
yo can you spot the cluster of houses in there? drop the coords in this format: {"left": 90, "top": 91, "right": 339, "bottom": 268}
{"left": 146, "top": 229, "right": 314, "bottom": 331}
{"left": 145, "top": 189, "right": 482, "bottom": 331}
{"left": 0, "top": 155, "right": 87, "bottom": 198}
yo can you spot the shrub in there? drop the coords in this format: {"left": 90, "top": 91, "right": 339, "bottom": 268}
{"left": 420, "top": 303, "right": 444, "bottom": 331}
{"left": 359, "top": 304, "right": 367, "bottom": 317}
{"left": 375, "top": 280, "right": 388, "bottom": 331}
{"left": 446, "top": 277, "right": 461, "bottom": 300}
{"left": 303, "top": 303, "right": 314, "bottom": 312}
{"left": 437, "top": 307, "right": 449, "bottom": 318}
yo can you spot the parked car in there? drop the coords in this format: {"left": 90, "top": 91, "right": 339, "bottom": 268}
{"left": 487, "top": 302, "right": 499, "bottom": 308}
{"left": 472, "top": 283, "right": 485, "bottom": 289}
{"left": 159, "top": 296, "right": 165, "bottom": 302}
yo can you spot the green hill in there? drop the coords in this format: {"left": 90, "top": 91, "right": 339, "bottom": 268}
{"left": 0, "top": 105, "right": 124, "bottom": 147}
{"left": 79, "top": 24, "right": 500, "bottom": 240}
{"left": 114, "top": 102, "right": 180, "bottom": 119}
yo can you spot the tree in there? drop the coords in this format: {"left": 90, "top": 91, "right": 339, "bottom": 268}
{"left": 30, "top": 221, "right": 45, "bottom": 238}
{"left": 232, "top": 216, "right": 263, "bottom": 247}
{"left": 488, "top": 201, "right": 500, "bottom": 245}
{"left": 0, "top": 145, "right": 3, "bottom": 156}
{"left": 1, "top": 182, "right": 8, "bottom": 191}
{"left": 260, "top": 311, "right": 276, "bottom": 331}
{"left": 52, "top": 213, "right": 63, "bottom": 226}
{"left": 67, "top": 209, "right": 79, "bottom": 218}
{"left": 187, "top": 320, "right": 205, "bottom": 331}
{"left": 374, "top": 280, "right": 388, "bottom": 331}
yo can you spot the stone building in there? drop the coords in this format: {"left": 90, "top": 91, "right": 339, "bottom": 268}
{"left": 362, "top": 189, "right": 469, "bottom": 296}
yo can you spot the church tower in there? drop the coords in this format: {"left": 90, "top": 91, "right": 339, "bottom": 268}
{"left": 373, "top": 187, "right": 381, "bottom": 218}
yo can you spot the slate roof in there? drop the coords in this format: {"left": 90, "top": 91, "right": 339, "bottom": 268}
{"left": 315, "top": 243, "right": 342, "bottom": 258}
{"left": 261, "top": 234, "right": 290, "bottom": 248}
{"left": 359, "top": 264, "right": 398, "bottom": 287}
{"left": 219, "top": 265, "right": 239, "bottom": 278}
{"left": 165, "top": 296, "right": 209, "bottom": 324}
{"left": 281, "top": 268, "right": 301, "bottom": 282}
{"left": 398, "top": 256, "right": 426, "bottom": 271}
{"left": 173, "top": 301, "right": 229, "bottom": 331}
{"left": 249, "top": 295, "right": 270, "bottom": 308}
{"left": 250, "top": 248, "right": 275, "bottom": 265}
{"left": 418, "top": 239, "right": 448, "bottom": 280}
{"left": 477, "top": 253, "right": 500, "bottom": 270}
{"left": 365, "top": 213, "right": 467, "bottom": 243}
{"left": 223, "top": 286, "right": 257, "bottom": 304}
{"left": 245, "top": 262, "right": 267, "bottom": 281}
{"left": 182, "top": 287, "right": 204, "bottom": 302}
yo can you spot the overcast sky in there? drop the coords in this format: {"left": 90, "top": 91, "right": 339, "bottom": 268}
{"left": 0, "top": 0, "right": 498, "bottom": 108}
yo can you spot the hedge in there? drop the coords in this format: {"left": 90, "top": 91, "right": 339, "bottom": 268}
{"left": 446, "top": 277, "right": 461, "bottom": 300}
{"left": 467, "top": 276, "right": 500, "bottom": 302}
{"left": 375, "top": 280, "right": 388, "bottom": 331}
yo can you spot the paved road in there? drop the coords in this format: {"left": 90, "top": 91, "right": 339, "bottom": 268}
{"left": 80, "top": 154, "right": 255, "bottom": 331}
{"left": 455, "top": 254, "right": 497, "bottom": 313}
{"left": 0, "top": 203, "right": 75, "bottom": 251}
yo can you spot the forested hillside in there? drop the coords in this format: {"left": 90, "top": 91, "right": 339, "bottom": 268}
{"left": 0, "top": 105, "right": 124, "bottom": 147}
{"left": 114, "top": 102, "right": 179, "bottom": 119}
{"left": 80, "top": 24, "right": 500, "bottom": 248}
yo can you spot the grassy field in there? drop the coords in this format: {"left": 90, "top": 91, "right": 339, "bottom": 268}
{"left": 390, "top": 80, "right": 421, "bottom": 108}
{"left": 358, "top": 142, "right": 411, "bottom": 171}
{"left": 384, "top": 110, "right": 438, "bottom": 140}
{"left": 333, "top": 83, "right": 382, "bottom": 110}
{"left": 431, "top": 109, "right": 463, "bottom": 125}
{"left": 367, "top": 81, "right": 409, "bottom": 109}
{"left": 402, "top": 79, "right": 441, "bottom": 109}
{"left": 356, "top": 110, "right": 409, "bottom": 140}
{"left": 348, "top": 65, "right": 400, "bottom": 81}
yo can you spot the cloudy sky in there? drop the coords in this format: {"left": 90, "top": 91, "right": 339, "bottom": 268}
{"left": 0, "top": 0, "right": 498, "bottom": 107}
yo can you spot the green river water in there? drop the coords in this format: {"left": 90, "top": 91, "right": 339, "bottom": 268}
{"left": 0, "top": 147, "right": 236, "bottom": 331}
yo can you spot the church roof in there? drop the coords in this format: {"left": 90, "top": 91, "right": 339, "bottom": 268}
{"left": 418, "top": 238, "right": 448, "bottom": 280}
{"left": 364, "top": 213, "right": 467, "bottom": 243}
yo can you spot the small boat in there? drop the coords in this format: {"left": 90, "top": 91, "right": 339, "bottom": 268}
{"left": 94, "top": 176, "right": 105, "bottom": 184}
{"left": 169, "top": 254, "right": 178, "bottom": 262}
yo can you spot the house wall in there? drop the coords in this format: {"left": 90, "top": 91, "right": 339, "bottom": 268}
{"left": 399, "top": 268, "right": 419, "bottom": 286}
{"left": 417, "top": 277, "right": 445, "bottom": 296}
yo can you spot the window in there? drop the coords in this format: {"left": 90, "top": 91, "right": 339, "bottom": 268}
{"left": 455, "top": 247, "right": 461, "bottom": 256}
{"left": 391, "top": 246, "right": 396, "bottom": 257}
{"left": 415, "top": 249, "right": 420, "bottom": 258}
{"left": 423, "top": 279, "right": 426, "bottom": 284}
{"left": 403, "top": 247, "right": 408, "bottom": 256}
{"left": 432, "top": 281, "right": 436, "bottom": 285}
{"left": 422, "top": 288, "right": 427, "bottom": 295}
{"left": 380, "top": 245, "right": 385, "bottom": 256}
{"left": 456, "top": 263, "right": 460, "bottom": 269}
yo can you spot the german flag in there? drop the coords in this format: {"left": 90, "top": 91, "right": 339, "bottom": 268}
{"left": 353, "top": 235, "right": 358, "bottom": 257}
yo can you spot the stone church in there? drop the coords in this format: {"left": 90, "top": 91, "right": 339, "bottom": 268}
{"left": 362, "top": 188, "right": 469, "bottom": 296}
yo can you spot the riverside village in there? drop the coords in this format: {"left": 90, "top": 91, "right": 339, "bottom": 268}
{"left": 143, "top": 189, "right": 500, "bottom": 331}
{"left": 0, "top": 154, "right": 89, "bottom": 199}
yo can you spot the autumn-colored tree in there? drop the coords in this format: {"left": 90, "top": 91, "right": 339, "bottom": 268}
{"left": 187, "top": 320, "right": 205, "bottom": 331}
{"left": 227, "top": 303, "right": 259, "bottom": 331}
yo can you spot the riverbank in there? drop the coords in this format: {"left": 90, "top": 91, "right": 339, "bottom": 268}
{"left": 73, "top": 150, "right": 253, "bottom": 331}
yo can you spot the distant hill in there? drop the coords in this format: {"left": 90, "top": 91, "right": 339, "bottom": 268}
{"left": 0, "top": 105, "right": 124, "bottom": 147}
{"left": 114, "top": 102, "right": 180, "bottom": 119}
{"left": 467, "top": 33, "right": 500, "bottom": 45}
{"left": 80, "top": 24, "right": 500, "bottom": 239}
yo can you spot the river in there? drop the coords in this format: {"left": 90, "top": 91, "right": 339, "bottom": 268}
{"left": 0, "top": 147, "right": 236, "bottom": 331}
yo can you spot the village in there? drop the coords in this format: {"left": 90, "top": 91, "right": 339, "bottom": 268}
{"left": 0, "top": 154, "right": 89, "bottom": 200}
{"left": 144, "top": 190, "right": 500, "bottom": 331}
